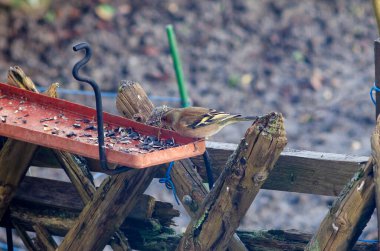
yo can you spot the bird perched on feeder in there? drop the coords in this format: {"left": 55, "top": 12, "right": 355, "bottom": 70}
{"left": 43, "top": 82, "right": 60, "bottom": 98}
{"left": 161, "top": 106, "right": 259, "bottom": 138}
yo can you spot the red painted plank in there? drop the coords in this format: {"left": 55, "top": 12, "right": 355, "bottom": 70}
{"left": 0, "top": 83, "right": 205, "bottom": 168}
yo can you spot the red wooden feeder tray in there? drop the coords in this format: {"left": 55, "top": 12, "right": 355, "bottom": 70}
{"left": 0, "top": 83, "right": 205, "bottom": 169}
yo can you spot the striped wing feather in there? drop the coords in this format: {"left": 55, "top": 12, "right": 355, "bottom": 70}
{"left": 183, "top": 107, "right": 241, "bottom": 129}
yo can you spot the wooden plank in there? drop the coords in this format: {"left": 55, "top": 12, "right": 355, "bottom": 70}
{"left": 177, "top": 113, "right": 287, "bottom": 251}
{"left": 33, "top": 143, "right": 368, "bottom": 196}
{"left": 8, "top": 211, "right": 378, "bottom": 251}
{"left": 13, "top": 176, "right": 178, "bottom": 226}
{"left": 191, "top": 142, "right": 368, "bottom": 196}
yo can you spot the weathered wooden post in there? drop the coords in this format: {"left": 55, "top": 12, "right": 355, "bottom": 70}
{"left": 373, "top": 38, "right": 380, "bottom": 249}
{"left": 306, "top": 128, "right": 377, "bottom": 250}
{"left": 177, "top": 112, "right": 287, "bottom": 251}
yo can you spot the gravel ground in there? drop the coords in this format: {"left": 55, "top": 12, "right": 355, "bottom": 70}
{"left": 0, "top": 0, "right": 378, "bottom": 247}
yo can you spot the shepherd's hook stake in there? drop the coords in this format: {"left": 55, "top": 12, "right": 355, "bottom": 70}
{"left": 72, "top": 42, "right": 131, "bottom": 175}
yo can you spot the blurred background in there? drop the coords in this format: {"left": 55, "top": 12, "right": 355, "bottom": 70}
{"left": 0, "top": 0, "right": 378, "bottom": 249}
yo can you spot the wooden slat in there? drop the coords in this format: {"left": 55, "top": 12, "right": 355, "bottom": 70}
{"left": 13, "top": 176, "right": 178, "bottom": 226}
{"left": 191, "top": 142, "right": 368, "bottom": 196}
{"left": 32, "top": 141, "right": 368, "bottom": 196}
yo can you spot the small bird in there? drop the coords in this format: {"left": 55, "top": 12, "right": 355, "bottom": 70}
{"left": 161, "top": 107, "right": 259, "bottom": 138}
{"left": 43, "top": 82, "right": 60, "bottom": 98}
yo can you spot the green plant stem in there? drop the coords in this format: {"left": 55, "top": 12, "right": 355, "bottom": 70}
{"left": 166, "top": 25, "right": 191, "bottom": 108}
{"left": 373, "top": 0, "right": 380, "bottom": 36}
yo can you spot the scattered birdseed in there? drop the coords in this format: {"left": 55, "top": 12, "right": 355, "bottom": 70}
{"left": 79, "top": 133, "right": 92, "bottom": 137}
{"left": 105, "top": 131, "right": 115, "bottom": 137}
{"left": 85, "top": 125, "right": 96, "bottom": 131}
{"left": 22, "top": 120, "right": 27, "bottom": 124}
{"left": 24, "top": 114, "right": 29, "bottom": 117}
{"left": 72, "top": 123, "right": 81, "bottom": 128}
{"left": 43, "top": 127, "right": 52, "bottom": 131}
{"left": 40, "top": 117, "right": 55, "bottom": 122}
{"left": 1, "top": 116, "right": 6, "bottom": 123}
{"left": 66, "top": 132, "right": 77, "bottom": 138}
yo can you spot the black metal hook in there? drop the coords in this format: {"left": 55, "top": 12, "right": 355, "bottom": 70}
{"left": 72, "top": 42, "right": 131, "bottom": 175}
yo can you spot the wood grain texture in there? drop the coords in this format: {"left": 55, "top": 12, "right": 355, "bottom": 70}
{"left": 371, "top": 115, "right": 380, "bottom": 249}
{"left": 53, "top": 150, "right": 131, "bottom": 250}
{"left": 192, "top": 142, "right": 368, "bottom": 196}
{"left": 33, "top": 223, "right": 58, "bottom": 251}
{"left": 33, "top": 142, "right": 368, "bottom": 196}
{"left": 171, "top": 156, "right": 248, "bottom": 251}
{"left": 58, "top": 81, "right": 158, "bottom": 251}
{"left": 305, "top": 160, "right": 375, "bottom": 250}
{"left": 8, "top": 177, "right": 179, "bottom": 236}
{"left": 13, "top": 220, "right": 37, "bottom": 251}
{"left": 0, "top": 81, "right": 59, "bottom": 219}
{"left": 9, "top": 203, "right": 178, "bottom": 250}
{"left": 177, "top": 112, "right": 287, "bottom": 251}
{"left": 0, "top": 139, "right": 38, "bottom": 218}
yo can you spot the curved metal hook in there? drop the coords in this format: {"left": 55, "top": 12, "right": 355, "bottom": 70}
{"left": 72, "top": 42, "right": 131, "bottom": 175}
{"left": 72, "top": 42, "right": 92, "bottom": 84}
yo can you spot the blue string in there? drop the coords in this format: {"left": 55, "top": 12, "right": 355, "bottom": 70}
{"left": 159, "top": 161, "right": 180, "bottom": 205}
{"left": 370, "top": 82, "right": 380, "bottom": 105}
{"left": 358, "top": 239, "right": 378, "bottom": 243}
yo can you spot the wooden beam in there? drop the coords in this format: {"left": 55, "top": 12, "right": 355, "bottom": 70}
{"left": 13, "top": 176, "right": 179, "bottom": 228}
{"left": 13, "top": 220, "right": 38, "bottom": 251}
{"left": 57, "top": 81, "right": 159, "bottom": 251}
{"left": 53, "top": 150, "right": 132, "bottom": 250}
{"left": 192, "top": 142, "right": 368, "bottom": 196}
{"left": 9, "top": 209, "right": 378, "bottom": 251}
{"left": 371, "top": 115, "right": 380, "bottom": 249}
{"left": 306, "top": 160, "right": 375, "bottom": 250}
{"left": 177, "top": 112, "right": 287, "bottom": 251}
{"left": 33, "top": 143, "right": 368, "bottom": 196}
{"left": 33, "top": 223, "right": 58, "bottom": 251}
{"left": 0, "top": 81, "right": 60, "bottom": 220}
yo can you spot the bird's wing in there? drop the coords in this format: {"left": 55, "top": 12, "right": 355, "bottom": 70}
{"left": 186, "top": 109, "right": 241, "bottom": 129}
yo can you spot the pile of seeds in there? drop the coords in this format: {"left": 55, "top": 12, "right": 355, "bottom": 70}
{"left": 103, "top": 126, "right": 179, "bottom": 153}
{"left": 0, "top": 94, "right": 181, "bottom": 154}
